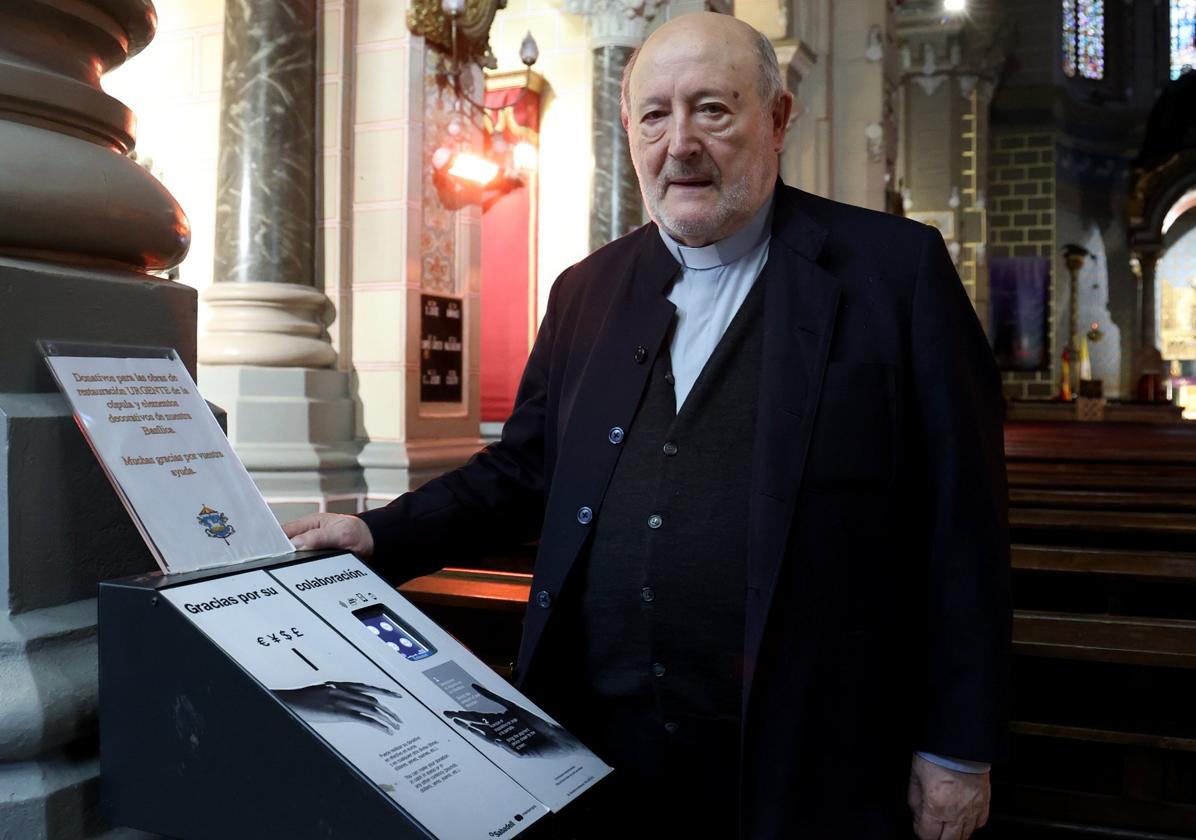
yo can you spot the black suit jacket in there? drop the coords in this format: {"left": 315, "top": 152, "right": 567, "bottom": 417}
{"left": 360, "top": 183, "right": 1011, "bottom": 838}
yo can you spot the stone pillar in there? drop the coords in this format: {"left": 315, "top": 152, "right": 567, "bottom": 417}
{"left": 205, "top": 0, "right": 329, "bottom": 368}
{"left": 830, "top": 0, "right": 896, "bottom": 211}
{"left": 0, "top": 2, "right": 188, "bottom": 837}
{"left": 1131, "top": 246, "right": 1165, "bottom": 393}
{"left": 1136, "top": 249, "right": 1160, "bottom": 353}
{"left": 779, "top": 0, "right": 833, "bottom": 198}
{"left": 895, "top": 4, "right": 1005, "bottom": 323}
{"left": 750, "top": 0, "right": 822, "bottom": 196}
{"left": 591, "top": 44, "right": 641, "bottom": 250}
{"left": 567, "top": 0, "right": 666, "bottom": 248}
{"left": 199, "top": 0, "right": 362, "bottom": 521}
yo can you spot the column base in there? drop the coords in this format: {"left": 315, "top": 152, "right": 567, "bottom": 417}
{"left": 0, "top": 600, "right": 147, "bottom": 839}
{"left": 0, "top": 600, "right": 101, "bottom": 761}
{"left": 197, "top": 364, "right": 364, "bottom": 522}
{"left": 0, "top": 751, "right": 167, "bottom": 839}
{"left": 199, "top": 282, "right": 337, "bottom": 368}
{"left": 1, "top": 753, "right": 100, "bottom": 840}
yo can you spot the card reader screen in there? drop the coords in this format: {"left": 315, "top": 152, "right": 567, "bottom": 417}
{"left": 353, "top": 605, "right": 436, "bottom": 661}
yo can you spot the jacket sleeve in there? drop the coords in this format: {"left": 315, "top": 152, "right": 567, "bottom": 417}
{"left": 909, "top": 227, "right": 1012, "bottom": 764}
{"left": 356, "top": 272, "right": 566, "bottom": 583}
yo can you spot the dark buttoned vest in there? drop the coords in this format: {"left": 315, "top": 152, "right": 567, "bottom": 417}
{"left": 563, "top": 275, "right": 764, "bottom": 801}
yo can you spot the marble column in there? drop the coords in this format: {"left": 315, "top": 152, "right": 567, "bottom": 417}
{"left": 204, "top": 0, "right": 332, "bottom": 369}
{"left": 567, "top": 0, "right": 667, "bottom": 248}
{"left": 199, "top": 0, "right": 362, "bottom": 520}
{"left": 591, "top": 45, "right": 641, "bottom": 250}
{"left": 0, "top": 1, "right": 188, "bottom": 837}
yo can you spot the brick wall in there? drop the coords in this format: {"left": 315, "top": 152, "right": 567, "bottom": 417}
{"left": 988, "top": 130, "right": 1057, "bottom": 400}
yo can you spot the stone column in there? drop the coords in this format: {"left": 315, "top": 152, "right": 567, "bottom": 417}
{"left": 1131, "top": 245, "right": 1165, "bottom": 393}
{"left": 831, "top": 0, "right": 895, "bottom": 211}
{"left": 567, "top": 0, "right": 667, "bottom": 248}
{"left": 895, "top": 4, "right": 1005, "bottom": 325}
{"left": 205, "top": 0, "right": 330, "bottom": 368}
{"left": 0, "top": 2, "right": 187, "bottom": 837}
{"left": 591, "top": 44, "right": 641, "bottom": 250}
{"left": 779, "top": 1, "right": 833, "bottom": 199}
{"left": 199, "top": 0, "right": 362, "bottom": 520}
{"left": 1136, "top": 249, "right": 1160, "bottom": 352}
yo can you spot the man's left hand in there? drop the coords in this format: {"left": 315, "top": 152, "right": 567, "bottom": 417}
{"left": 908, "top": 753, "right": 990, "bottom": 840}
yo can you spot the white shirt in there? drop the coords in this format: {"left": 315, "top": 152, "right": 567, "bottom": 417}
{"left": 658, "top": 198, "right": 773, "bottom": 412}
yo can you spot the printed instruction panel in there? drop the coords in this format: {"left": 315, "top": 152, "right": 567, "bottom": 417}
{"left": 271, "top": 555, "right": 613, "bottom": 812}
{"left": 161, "top": 570, "right": 547, "bottom": 839}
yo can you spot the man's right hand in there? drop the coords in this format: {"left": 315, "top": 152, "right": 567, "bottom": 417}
{"left": 282, "top": 512, "right": 375, "bottom": 558}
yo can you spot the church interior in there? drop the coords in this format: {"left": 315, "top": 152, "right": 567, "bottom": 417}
{"left": 5, "top": 0, "right": 1196, "bottom": 837}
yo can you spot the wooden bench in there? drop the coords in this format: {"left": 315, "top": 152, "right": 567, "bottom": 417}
{"left": 998, "top": 421, "right": 1196, "bottom": 839}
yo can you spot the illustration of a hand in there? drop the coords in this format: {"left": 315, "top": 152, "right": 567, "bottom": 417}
{"left": 443, "top": 683, "right": 580, "bottom": 758}
{"left": 274, "top": 681, "right": 403, "bottom": 735}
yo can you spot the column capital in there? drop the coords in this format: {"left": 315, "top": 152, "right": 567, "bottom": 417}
{"left": 1130, "top": 243, "right": 1163, "bottom": 266}
{"left": 566, "top": 0, "right": 667, "bottom": 50}
{"left": 773, "top": 38, "right": 818, "bottom": 89}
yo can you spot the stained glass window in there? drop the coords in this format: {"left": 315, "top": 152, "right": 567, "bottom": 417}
{"left": 1174, "top": 0, "right": 1196, "bottom": 79}
{"left": 1063, "top": 0, "right": 1105, "bottom": 80}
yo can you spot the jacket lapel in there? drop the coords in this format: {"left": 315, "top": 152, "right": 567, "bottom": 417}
{"left": 743, "top": 188, "right": 840, "bottom": 703}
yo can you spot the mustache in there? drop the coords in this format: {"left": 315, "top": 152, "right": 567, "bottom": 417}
{"left": 658, "top": 163, "right": 719, "bottom": 185}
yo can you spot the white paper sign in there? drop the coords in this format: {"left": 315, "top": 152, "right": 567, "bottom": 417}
{"left": 161, "top": 570, "right": 548, "bottom": 839}
{"left": 271, "top": 556, "right": 613, "bottom": 812}
{"left": 44, "top": 354, "right": 293, "bottom": 572}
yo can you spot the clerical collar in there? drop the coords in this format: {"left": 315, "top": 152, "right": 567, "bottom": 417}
{"left": 657, "top": 195, "right": 774, "bottom": 270}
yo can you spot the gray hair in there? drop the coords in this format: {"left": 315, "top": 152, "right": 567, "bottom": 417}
{"left": 619, "top": 25, "right": 784, "bottom": 115}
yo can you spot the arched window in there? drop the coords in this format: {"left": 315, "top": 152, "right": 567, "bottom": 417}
{"left": 1175, "top": 0, "right": 1196, "bottom": 79}
{"left": 1062, "top": 0, "right": 1105, "bottom": 80}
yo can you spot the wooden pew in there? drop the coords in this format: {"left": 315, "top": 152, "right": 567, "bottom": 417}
{"left": 998, "top": 421, "right": 1196, "bottom": 839}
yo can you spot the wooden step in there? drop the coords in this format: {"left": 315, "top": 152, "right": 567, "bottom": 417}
{"left": 1014, "top": 610, "right": 1196, "bottom": 668}
{"left": 1006, "top": 422, "right": 1196, "bottom": 463}
{"left": 1008, "top": 462, "right": 1196, "bottom": 492}
{"left": 1013, "top": 545, "right": 1196, "bottom": 579}
{"left": 1010, "top": 489, "right": 1196, "bottom": 511}
{"left": 1011, "top": 508, "right": 1196, "bottom": 535}
{"left": 1011, "top": 720, "right": 1196, "bottom": 753}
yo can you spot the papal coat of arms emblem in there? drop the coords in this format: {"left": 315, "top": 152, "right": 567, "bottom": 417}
{"left": 197, "top": 505, "right": 235, "bottom": 544}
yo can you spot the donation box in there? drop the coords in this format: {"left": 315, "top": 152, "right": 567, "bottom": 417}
{"left": 99, "top": 552, "right": 611, "bottom": 839}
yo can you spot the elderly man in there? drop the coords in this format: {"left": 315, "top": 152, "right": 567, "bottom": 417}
{"left": 286, "top": 12, "right": 1009, "bottom": 839}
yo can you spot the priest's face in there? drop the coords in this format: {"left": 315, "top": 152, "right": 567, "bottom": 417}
{"left": 622, "top": 13, "right": 792, "bottom": 247}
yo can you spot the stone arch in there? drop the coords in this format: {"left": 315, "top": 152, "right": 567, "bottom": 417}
{"left": 1126, "top": 70, "right": 1196, "bottom": 388}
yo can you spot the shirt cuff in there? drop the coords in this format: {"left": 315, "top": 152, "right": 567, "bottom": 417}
{"left": 916, "top": 752, "right": 991, "bottom": 774}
